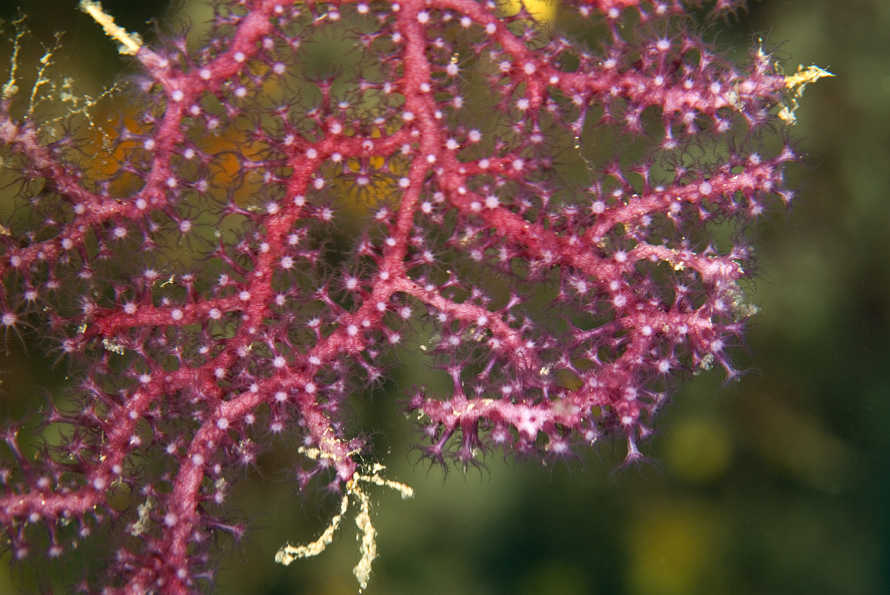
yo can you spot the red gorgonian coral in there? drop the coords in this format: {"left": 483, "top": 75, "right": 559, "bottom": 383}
{"left": 0, "top": 0, "right": 825, "bottom": 592}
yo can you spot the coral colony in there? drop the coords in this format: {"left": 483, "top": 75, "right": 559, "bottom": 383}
{"left": 0, "top": 0, "right": 827, "bottom": 592}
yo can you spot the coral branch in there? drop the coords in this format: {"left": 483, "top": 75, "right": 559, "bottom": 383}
{"left": 0, "top": 0, "right": 823, "bottom": 591}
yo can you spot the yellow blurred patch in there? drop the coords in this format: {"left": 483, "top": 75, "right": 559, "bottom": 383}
{"left": 327, "top": 154, "right": 409, "bottom": 220}
{"left": 81, "top": 109, "right": 145, "bottom": 195}
{"left": 78, "top": 103, "right": 268, "bottom": 206}
{"left": 500, "top": 0, "right": 558, "bottom": 23}
{"left": 627, "top": 500, "right": 726, "bottom": 595}
{"left": 194, "top": 129, "right": 267, "bottom": 206}
{"left": 665, "top": 416, "right": 732, "bottom": 484}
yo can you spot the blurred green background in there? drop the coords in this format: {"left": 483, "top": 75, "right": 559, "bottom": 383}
{"left": 0, "top": 0, "right": 887, "bottom": 593}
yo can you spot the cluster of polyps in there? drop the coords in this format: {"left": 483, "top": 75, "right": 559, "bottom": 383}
{"left": 0, "top": 0, "right": 820, "bottom": 592}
